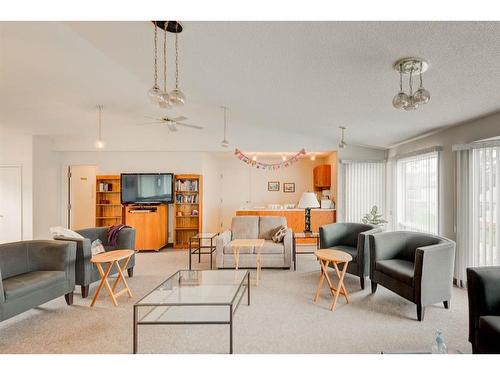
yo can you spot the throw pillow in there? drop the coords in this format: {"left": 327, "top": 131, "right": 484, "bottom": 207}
{"left": 91, "top": 239, "right": 106, "bottom": 256}
{"left": 272, "top": 226, "right": 288, "bottom": 243}
{"left": 50, "top": 226, "right": 84, "bottom": 239}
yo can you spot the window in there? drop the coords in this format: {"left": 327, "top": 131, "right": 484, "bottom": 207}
{"left": 343, "top": 161, "right": 386, "bottom": 222}
{"left": 396, "top": 151, "right": 439, "bottom": 234}
{"left": 472, "top": 145, "right": 500, "bottom": 266}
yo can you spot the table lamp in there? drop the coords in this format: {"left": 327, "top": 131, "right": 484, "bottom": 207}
{"left": 298, "top": 192, "right": 320, "bottom": 233}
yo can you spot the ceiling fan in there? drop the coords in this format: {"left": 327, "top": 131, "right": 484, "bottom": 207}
{"left": 138, "top": 116, "right": 203, "bottom": 132}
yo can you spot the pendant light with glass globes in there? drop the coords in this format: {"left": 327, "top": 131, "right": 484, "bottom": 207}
{"left": 392, "top": 57, "right": 431, "bottom": 111}
{"left": 220, "top": 106, "right": 229, "bottom": 148}
{"left": 147, "top": 21, "right": 185, "bottom": 108}
{"left": 95, "top": 105, "right": 105, "bottom": 149}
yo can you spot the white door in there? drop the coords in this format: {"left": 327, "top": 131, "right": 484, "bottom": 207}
{"left": 0, "top": 166, "right": 22, "bottom": 243}
{"left": 69, "top": 165, "right": 97, "bottom": 230}
{"left": 221, "top": 166, "right": 251, "bottom": 231}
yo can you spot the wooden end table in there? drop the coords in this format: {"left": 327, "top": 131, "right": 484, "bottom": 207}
{"left": 292, "top": 231, "right": 320, "bottom": 271}
{"left": 90, "top": 249, "right": 135, "bottom": 307}
{"left": 229, "top": 239, "right": 265, "bottom": 285}
{"left": 313, "top": 249, "right": 352, "bottom": 311}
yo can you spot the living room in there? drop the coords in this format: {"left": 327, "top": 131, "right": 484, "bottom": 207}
{"left": 2, "top": 1, "right": 500, "bottom": 373}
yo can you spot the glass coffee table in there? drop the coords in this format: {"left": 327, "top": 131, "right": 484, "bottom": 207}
{"left": 133, "top": 269, "right": 250, "bottom": 354}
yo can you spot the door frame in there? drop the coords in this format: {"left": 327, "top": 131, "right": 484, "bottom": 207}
{"left": 0, "top": 164, "right": 23, "bottom": 240}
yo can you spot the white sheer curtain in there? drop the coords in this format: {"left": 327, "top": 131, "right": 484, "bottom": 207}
{"left": 341, "top": 161, "right": 386, "bottom": 223}
{"left": 396, "top": 150, "right": 439, "bottom": 234}
{"left": 455, "top": 141, "right": 500, "bottom": 286}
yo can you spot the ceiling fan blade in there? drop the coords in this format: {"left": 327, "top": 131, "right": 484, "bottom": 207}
{"left": 143, "top": 115, "right": 162, "bottom": 121}
{"left": 172, "top": 116, "right": 188, "bottom": 122}
{"left": 176, "top": 122, "right": 203, "bottom": 130}
{"left": 136, "top": 122, "right": 167, "bottom": 125}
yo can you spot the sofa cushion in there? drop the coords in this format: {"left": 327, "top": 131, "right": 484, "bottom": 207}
{"left": 329, "top": 245, "right": 358, "bottom": 261}
{"left": 376, "top": 259, "right": 415, "bottom": 286}
{"left": 259, "top": 216, "right": 287, "bottom": 240}
{"left": 3, "top": 270, "right": 66, "bottom": 300}
{"left": 223, "top": 243, "right": 254, "bottom": 254}
{"left": 231, "top": 216, "right": 259, "bottom": 240}
{"left": 259, "top": 240, "right": 284, "bottom": 254}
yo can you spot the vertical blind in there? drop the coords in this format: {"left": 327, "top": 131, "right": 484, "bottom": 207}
{"left": 396, "top": 151, "right": 439, "bottom": 234}
{"left": 471, "top": 145, "right": 500, "bottom": 267}
{"left": 343, "top": 161, "right": 386, "bottom": 222}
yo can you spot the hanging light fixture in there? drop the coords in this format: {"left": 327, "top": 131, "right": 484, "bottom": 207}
{"left": 147, "top": 22, "right": 162, "bottom": 105}
{"left": 95, "top": 105, "right": 105, "bottom": 149}
{"left": 148, "top": 21, "right": 185, "bottom": 108}
{"left": 392, "top": 57, "right": 430, "bottom": 111}
{"left": 158, "top": 26, "right": 172, "bottom": 109}
{"left": 169, "top": 29, "right": 186, "bottom": 106}
{"left": 338, "top": 126, "right": 347, "bottom": 149}
{"left": 220, "top": 106, "right": 229, "bottom": 148}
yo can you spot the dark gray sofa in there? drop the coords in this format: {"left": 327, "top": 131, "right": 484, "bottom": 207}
{"left": 369, "top": 231, "right": 455, "bottom": 321}
{"left": 54, "top": 227, "right": 136, "bottom": 298}
{"left": 467, "top": 266, "right": 500, "bottom": 354}
{"left": 319, "top": 222, "right": 381, "bottom": 289}
{"left": 0, "top": 240, "right": 76, "bottom": 322}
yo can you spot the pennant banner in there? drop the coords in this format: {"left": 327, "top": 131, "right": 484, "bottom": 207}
{"left": 234, "top": 149, "right": 306, "bottom": 170}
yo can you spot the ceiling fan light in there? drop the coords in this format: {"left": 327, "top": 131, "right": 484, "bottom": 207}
{"left": 392, "top": 92, "right": 409, "bottom": 109}
{"left": 148, "top": 85, "right": 163, "bottom": 104}
{"left": 413, "top": 88, "right": 431, "bottom": 105}
{"left": 169, "top": 88, "right": 186, "bottom": 106}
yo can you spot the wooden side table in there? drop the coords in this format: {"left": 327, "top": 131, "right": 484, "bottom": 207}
{"left": 90, "top": 249, "right": 135, "bottom": 307}
{"left": 229, "top": 239, "right": 265, "bottom": 285}
{"left": 313, "top": 249, "right": 352, "bottom": 311}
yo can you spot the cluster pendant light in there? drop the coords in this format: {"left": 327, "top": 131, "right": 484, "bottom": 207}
{"left": 147, "top": 21, "right": 185, "bottom": 108}
{"left": 392, "top": 57, "right": 431, "bottom": 111}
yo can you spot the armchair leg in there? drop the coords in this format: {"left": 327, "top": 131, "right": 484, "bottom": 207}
{"left": 81, "top": 285, "right": 89, "bottom": 298}
{"left": 416, "top": 304, "right": 425, "bottom": 321}
{"left": 443, "top": 301, "right": 449, "bottom": 309}
{"left": 360, "top": 277, "right": 365, "bottom": 290}
{"left": 127, "top": 267, "right": 134, "bottom": 277}
{"left": 64, "top": 292, "right": 74, "bottom": 306}
{"left": 371, "top": 281, "right": 378, "bottom": 293}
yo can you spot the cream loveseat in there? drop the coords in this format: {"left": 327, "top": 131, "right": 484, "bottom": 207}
{"left": 215, "top": 216, "right": 293, "bottom": 269}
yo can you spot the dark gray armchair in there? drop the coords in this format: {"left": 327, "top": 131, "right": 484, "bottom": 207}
{"left": 0, "top": 240, "right": 76, "bottom": 322}
{"left": 319, "top": 222, "right": 381, "bottom": 289}
{"left": 467, "top": 266, "right": 500, "bottom": 354}
{"left": 369, "top": 231, "right": 455, "bottom": 321}
{"left": 55, "top": 227, "right": 136, "bottom": 298}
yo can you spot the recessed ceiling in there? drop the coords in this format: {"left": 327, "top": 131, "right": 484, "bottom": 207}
{"left": 2, "top": 21, "right": 500, "bottom": 150}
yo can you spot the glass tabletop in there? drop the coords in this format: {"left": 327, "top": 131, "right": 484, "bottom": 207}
{"left": 136, "top": 269, "right": 248, "bottom": 306}
{"left": 191, "top": 232, "right": 218, "bottom": 240}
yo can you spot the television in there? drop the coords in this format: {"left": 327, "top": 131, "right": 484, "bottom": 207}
{"left": 121, "top": 173, "right": 173, "bottom": 204}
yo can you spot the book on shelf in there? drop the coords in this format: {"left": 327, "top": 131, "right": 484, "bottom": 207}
{"left": 98, "top": 182, "right": 113, "bottom": 192}
{"left": 175, "top": 194, "right": 199, "bottom": 204}
{"left": 175, "top": 179, "right": 199, "bottom": 192}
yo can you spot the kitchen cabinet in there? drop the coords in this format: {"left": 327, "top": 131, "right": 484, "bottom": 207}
{"left": 313, "top": 164, "right": 331, "bottom": 189}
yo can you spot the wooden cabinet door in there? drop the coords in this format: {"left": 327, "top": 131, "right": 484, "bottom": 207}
{"left": 313, "top": 165, "right": 331, "bottom": 188}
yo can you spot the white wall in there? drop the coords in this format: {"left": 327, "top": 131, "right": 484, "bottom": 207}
{"left": 0, "top": 129, "right": 33, "bottom": 239}
{"left": 388, "top": 111, "right": 500, "bottom": 240}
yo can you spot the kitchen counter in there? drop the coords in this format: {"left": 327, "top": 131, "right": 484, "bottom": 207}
{"left": 236, "top": 208, "right": 336, "bottom": 233}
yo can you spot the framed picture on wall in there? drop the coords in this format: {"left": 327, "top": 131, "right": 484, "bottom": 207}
{"left": 268, "top": 181, "right": 280, "bottom": 191}
{"left": 283, "top": 182, "right": 295, "bottom": 193}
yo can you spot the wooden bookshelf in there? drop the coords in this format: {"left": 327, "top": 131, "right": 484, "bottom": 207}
{"left": 173, "top": 174, "right": 202, "bottom": 249}
{"left": 95, "top": 175, "right": 123, "bottom": 227}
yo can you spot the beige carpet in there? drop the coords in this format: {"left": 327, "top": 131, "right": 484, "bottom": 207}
{"left": 0, "top": 248, "right": 471, "bottom": 354}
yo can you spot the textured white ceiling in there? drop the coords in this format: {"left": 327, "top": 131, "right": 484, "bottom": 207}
{"left": 1, "top": 21, "right": 500, "bottom": 150}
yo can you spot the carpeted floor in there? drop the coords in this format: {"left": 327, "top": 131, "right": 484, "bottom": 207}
{"left": 0, "top": 248, "right": 471, "bottom": 354}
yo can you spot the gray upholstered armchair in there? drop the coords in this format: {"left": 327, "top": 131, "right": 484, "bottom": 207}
{"left": 369, "top": 231, "right": 455, "bottom": 321}
{"left": 55, "top": 227, "right": 136, "bottom": 298}
{"left": 319, "top": 222, "right": 381, "bottom": 289}
{"left": 467, "top": 266, "right": 500, "bottom": 353}
{"left": 0, "top": 240, "right": 76, "bottom": 322}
